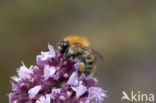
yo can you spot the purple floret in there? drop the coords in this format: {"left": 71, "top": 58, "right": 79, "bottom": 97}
{"left": 9, "top": 44, "right": 107, "bottom": 103}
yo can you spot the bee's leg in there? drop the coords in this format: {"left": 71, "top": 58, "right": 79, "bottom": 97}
{"left": 63, "top": 47, "right": 76, "bottom": 61}
{"left": 63, "top": 53, "right": 75, "bottom": 61}
{"left": 84, "top": 71, "right": 90, "bottom": 76}
{"left": 62, "top": 48, "right": 74, "bottom": 62}
{"left": 78, "top": 71, "right": 82, "bottom": 77}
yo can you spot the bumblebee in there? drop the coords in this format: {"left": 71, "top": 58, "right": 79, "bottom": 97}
{"left": 58, "top": 35, "right": 103, "bottom": 75}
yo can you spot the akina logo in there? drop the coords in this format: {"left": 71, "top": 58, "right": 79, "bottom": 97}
{"left": 121, "top": 91, "right": 154, "bottom": 102}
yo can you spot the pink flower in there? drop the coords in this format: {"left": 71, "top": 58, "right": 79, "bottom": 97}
{"left": 9, "top": 44, "right": 107, "bottom": 103}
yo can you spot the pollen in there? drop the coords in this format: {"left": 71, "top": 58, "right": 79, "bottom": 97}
{"left": 79, "top": 62, "right": 85, "bottom": 72}
{"left": 64, "top": 35, "right": 89, "bottom": 47}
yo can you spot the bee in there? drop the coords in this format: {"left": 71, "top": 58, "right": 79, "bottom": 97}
{"left": 57, "top": 35, "right": 103, "bottom": 76}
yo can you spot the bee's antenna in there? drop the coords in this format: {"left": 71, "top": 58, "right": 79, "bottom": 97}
{"left": 48, "top": 40, "right": 60, "bottom": 44}
{"left": 48, "top": 40, "right": 60, "bottom": 47}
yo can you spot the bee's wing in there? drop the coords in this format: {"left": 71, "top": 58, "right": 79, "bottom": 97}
{"left": 91, "top": 48, "right": 104, "bottom": 61}
{"left": 77, "top": 44, "right": 104, "bottom": 61}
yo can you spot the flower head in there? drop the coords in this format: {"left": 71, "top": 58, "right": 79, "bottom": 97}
{"left": 9, "top": 44, "right": 107, "bottom": 103}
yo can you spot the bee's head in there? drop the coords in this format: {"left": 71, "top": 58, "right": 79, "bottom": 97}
{"left": 58, "top": 41, "right": 69, "bottom": 54}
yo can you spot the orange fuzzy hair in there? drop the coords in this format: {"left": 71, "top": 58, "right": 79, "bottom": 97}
{"left": 64, "top": 35, "right": 89, "bottom": 47}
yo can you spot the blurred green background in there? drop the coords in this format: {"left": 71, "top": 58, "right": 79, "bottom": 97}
{"left": 0, "top": 0, "right": 156, "bottom": 102}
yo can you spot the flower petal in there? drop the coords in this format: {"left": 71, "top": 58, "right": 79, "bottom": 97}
{"left": 87, "top": 87, "right": 107, "bottom": 103}
{"left": 44, "top": 65, "right": 56, "bottom": 80}
{"left": 11, "top": 76, "right": 20, "bottom": 82}
{"left": 17, "top": 62, "right": 33, "bottom": 80}
{"left": 36, "top": 94, "right": 51, "bottom": 103}
{"left": 71, "top": 81, "right": 87, "bottom": 98}
{"left": 28, "top": 85, "right": 42, "bottom": 99}
{"left": 67, "top": 72, "right": 78, "bottom": 86}
{"left": 51, "top": 88, "right": 61, "bottom": 100}
{"left": 37, "top": 45, "right": 55, "bottom": 62}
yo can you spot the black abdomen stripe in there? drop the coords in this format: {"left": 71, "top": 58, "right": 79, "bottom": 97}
{"left": 83, "top": 55, "right": 96, "bottom": 75}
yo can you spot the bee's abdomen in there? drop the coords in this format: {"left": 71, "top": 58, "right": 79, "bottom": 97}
{"left": 82, "top": 54, "right": 96, "bottom": 75}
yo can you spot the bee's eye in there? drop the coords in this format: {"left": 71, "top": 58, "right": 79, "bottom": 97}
{"left": 63, "top": 42, "right": 68, "bottom": 47}
{"left": 58, "top": 41, "right": 68, "bottom": 49}
{"left": 58, "top": 41, "right": 68, "bottom": 54}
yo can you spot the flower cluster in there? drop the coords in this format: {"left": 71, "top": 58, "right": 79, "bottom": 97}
{"left": 9, "top": 44, "right": 107, "bottom": 103}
